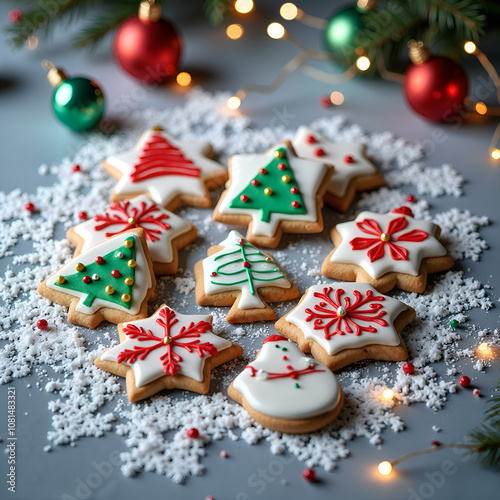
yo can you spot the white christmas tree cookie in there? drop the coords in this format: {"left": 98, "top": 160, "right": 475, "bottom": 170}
{"left": 38, "top": 229, "right": 156, "bottom": 329}
{"left": 194, "top": 231, "right": 299, "bottom": 323}
{"left": 321, "top": 206, "right": 454, "bottom": 293}
{"left": 95, "top": 304, "right": 243, "bottom": 402}
{"left": 213, "top": 141, "right": 333, "bottom": 248}
{"left": 275, "top": 283, "right": 415, "bottom": 371}
{"left": 103, "top": 126, "right": 228, "bottom": 211}
{"left": 67, "top": 195, "right": 197, "bottom": 275}
{"left": 228, "top": 335, "right": 343, "bottom": 433}
{"left": 292, "top": 125, "right": 384, "bottom": 212}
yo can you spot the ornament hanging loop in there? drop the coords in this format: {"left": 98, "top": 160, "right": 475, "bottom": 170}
{"left": 408, "top": 40, "right": 431, "bottom": 65}
{"left": 42, "top": 59, "right": 67, "bottom": 88}
{"left": 139, "top": 0, "right": 161, "bottom": 22}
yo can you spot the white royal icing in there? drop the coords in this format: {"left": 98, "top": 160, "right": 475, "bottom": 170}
{"left": 202, "top": 230, "right": 291, "bottom": 309}
{"left": 233, "top": 338, "right": 341, "bottom": 419}
{"left": 73, "top": 195, "right": 192, "bottom": 264}
{"left": 106, "top": 128, "right": 226, "bottom": 207}
{"left": 46, "top": 232, "right": 152, "bottom": 315}
{"left": 101, "top": 307, "right": 231, "bottom": 387}
{"left": 217, "top": 142, "right": 330, "bottom": 237}
{"left": 292, "top": 125, "right": 378, "bottom": 198}
{"left": 285, "top": 283, "right": 407, "bottom": 356}
{"left": 331, "top": 210, "right": 447, "bottom": 279}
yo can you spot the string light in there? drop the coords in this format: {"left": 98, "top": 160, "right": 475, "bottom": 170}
{"left": 464, "top": 41, "right": 477, "bottom": 54}
{"left": 475, "top": 102, "right": 488, "bottom": 115}
{"left": 176, "top": 72, "right": 191, "bottom": 87}
{"left": 226, "top": 24, "right": 243, "bottom": 40}
{"left": 378, "top": 461, "right": 392, "bottom": 476}
{"left": 382, "top": 389, "right": 394, "bottom": 400}
{"left": 267, "top": 22, "right": 285, "bottom": 40}
{"left": 227, "top": 96, "right": 241, "bottom": 109}
{"left": 356, "top": 56, "right": 371, "bottom": 71}
{"left": 477, "top": 342, "right": 492, "bottom": 356}
{"left": 234, "top": 0, "right": 253, "bottom": 14}
{"left": 280, "top": 3, "right": 298, "bottom": 20}
{"left": 491, "top": 148, "right": 500, "bottom": 160}
{"left": 330, "top": 91, "right": 344, "bottom": 105}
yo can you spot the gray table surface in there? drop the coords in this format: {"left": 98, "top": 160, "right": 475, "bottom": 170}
{"left": 1, "top": 1, "right": 499, "bottom": 499}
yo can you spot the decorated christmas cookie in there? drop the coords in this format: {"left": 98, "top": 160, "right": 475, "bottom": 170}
{"left": 275, "top": 283, "right": 415, "bottom": 371}
{"left": 194, "top": 231, "right": 299, "bottom": 323}
{"left": 102, "top": 126, "right": 228, "bottom": 211}
{"left": 213, "top": 141, "right": 333, "bottom": 248}
{"left": 292, "top": 126, "right": 384, "bottom": 212}
{"left": 38, "top": 229, "right": 156, "bottom": 329}
{"left": 228, "top": 335, "right": 343, "bottom": 433}
{"left": 95, "top": 304, "right": 243, "bottom": 402}
{"left": 67, "top": 195, "right": 197, "bottom": 275}
{"left": 321, "top": 206, "right": 454, "bottom": 293}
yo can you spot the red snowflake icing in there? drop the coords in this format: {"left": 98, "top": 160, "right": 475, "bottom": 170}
{"left": 349, "top": 216, "right": 428, "bottom": 263}
{"left": 93, "top": 200, "right": 171, "bottom": 242}
{"left": 304, "top": 287, "right": 388, "bottom": 339}
{"left": 117, "top": 307, "right": 216, "bottom": 376}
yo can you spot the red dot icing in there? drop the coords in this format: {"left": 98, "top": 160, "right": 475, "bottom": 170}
{"left": 251, "top": 179, "right": 259, "bottom": 186}
{"left": 111, "top": 269, "right": 120, "bottom": 278}
{"left": 343, "top": 155, "right": 355, "bottom": 164}
{"left": 290, "top": 187, "right": 298, "bottom": 194}
{"left": 211, "top": 271, "right": 216, "bottom": 277}
{"left": 263, "top": 335, "right": 288, "bottom": 345}
{"left": 259, "top": 168, "right": 266, "bottom": 174}
{"left": 291, "top": 201, "right": 300, "bottom": 208}
{"left": 278, "top": 163, "right": 286, "bottom": 170}
{"left": 238, "top": 239, "right": 244, "bottom": 246}
{"left": 305, "top": 135, "right": 316, "bottom": 144}
{"left": 243, "top": 261, "right": 250, "bottom": 268}
{"left": 95, "top": 256, "right": 104, "bottom": 265}
{"left": 314, "top": 148, "right": 325, "bottom": 157}
{"left": 82, "top": 276, "right": 92, "bottom": 284}
{"left": 240, "top": 194, "right": 249, "bottom": 202}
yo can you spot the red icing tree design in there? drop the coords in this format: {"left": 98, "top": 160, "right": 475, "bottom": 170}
{"left": 130, "top": 132, "right": 201, "bottom": 183}
{"left": 94, "top": 200, "right": 171, "bottom": 242}
{"left": 349, "top": 216, "right": 428, "bottom": 263}
{"left": 117, "top": 306, "right": 216, "bottom": 376}
{"left": 304, "top": 287, "right": 388, "bottom": 339}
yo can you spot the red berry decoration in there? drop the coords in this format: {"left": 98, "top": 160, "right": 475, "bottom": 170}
{"left": 431, "top": 441, "right": 441, "bottom": 447}
{"left": 403, "top": 362, "right": 414, "bottom": 374}
{"left": 278, "top": 163, "right": 286, "bottom": 170}
{"left": 82, "top": 275, "right": 92, "bottom": 284}
{"left": 343, "top": 155, "right": 355, "bottom": 164}
{"left": 8, "top": 8, "right": 22, "bottom": 23}
{"left": 459, "top": 375, "right": 470, "bottom": 387}
{"left": 211, "top": 271, "right": 217, "bottom": 277}
{"left": 314, "top": 148, "right": 325, "bottom": 157}
{"left": 111, "top": 269, "right": 121, "bottom": 278}
{"left": 37, "top": 319, "right": 48, "bottom": 330}
{"left": 259, "top": 168, "right": 266, "bottom": 175}
{"left": 251, "top": 179, "right": 259, "bottom": 186}
{"left": 473, "top": 389, "right": 481, "bottom": 397}
{"left": 78, "top": 211, "right": 88, "bottom": 220}
{"left": 72, "top": 164, "right": 81, "bottom": 173}
{"left": 243, "top": 261, "right": 250, "bottom": 268}
{"left": 303, "top": 468, "right": 316, "bottom": 482}
{"left": 406, "top": 194, "right": 416, "bottom": 203}
{"left": 305, "top": 135, "right": 316, "bottom": 144}
{"left": 187, "top": 427, "right": 199, "bottom": 439}
{"left": 240, "top": 194, "right": 249, "bottom": 203}
{"left": 238, "top": 239, "right": 244, "bottom": 246}
{"left": 291, "top": 201, "right": 300, "bottom": 208}
{"left": 320, "top": 96, "right": 331, "bottom": 108}
{"left": 95, "top": 256, "right": 104, "bottom": 265}
{"left": 25, "top": 202, "right": 35, "bottom": 212}
{"left": 219, "top": 450, "right": 228, "bottom": 459}
{"left": 290, "top": 187, "right": 298, "bottom": 194}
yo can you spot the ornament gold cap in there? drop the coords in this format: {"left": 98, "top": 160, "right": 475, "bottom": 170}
{"left": 139, "top": 0, "right": 161, "bottom": 22}
{"left": 357, "top": 0, "right": 377, "bottom": 11}
{"left": 42, "top": 60, "right": 67, "bottom": 88}
{"left": 408, "top": 40, "right": 431, "bottom": 65}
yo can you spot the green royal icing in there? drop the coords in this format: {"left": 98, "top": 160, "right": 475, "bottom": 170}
{"left": 229, "top": 147, "right": 307, "bottom": 222}
{"left": 54, "top": 236, "right": 136, "bottom": 310}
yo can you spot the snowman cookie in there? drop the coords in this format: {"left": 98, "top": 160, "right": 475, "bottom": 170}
{"left": 213, "top": 141, "right": 333, "bottom": 248}
{"left": 103, "top": 126, "right": 228, "bottom": 211}
{"left": 322, "top": 206, "right": 454, "bottom": 293}
{"left": 275, "top": 283, "right": 415, "bottom": 371}
{"left": 67, "top": 195, "right": 197, "bottom": 275}
{"left": 228, "top": 335, "right": 343, "bottom": 433}
{"left": 194, "top": 231, "right": 299, "bottom": 323}
{"left": 292, "top": 126, "right": 384, "bottom": 212}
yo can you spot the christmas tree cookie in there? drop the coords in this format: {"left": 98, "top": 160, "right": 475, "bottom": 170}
{"left": 94, "top": 304, "right": 243, "bottom": 402}
{"left": 322, "top": 206, "right": 454, "bottom": 293}
{"left": 38, "top": 229, "right": 156, "bottom": 329}
{"left": 67, "top": 195, "right": 197, "bottom": 275}
{"left": 228, "top": 335, "right": 343, "bottom": 433}
{"left": 213, "top": 141, "right": 333, "bottom": 248}
{"left": 194, "top": 231, "right": 299, "bottom": 323}
{"left": 275, "top": 283, "right": 415, "bottom": 371}
{"left": 292, "top": 126, "right": 385, "bottom": 212}
{"left": 103, "top": 126, "right": 228, "bottom": 211}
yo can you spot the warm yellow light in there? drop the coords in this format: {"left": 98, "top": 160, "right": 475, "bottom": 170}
{"left": 356, "top": 56, "right": 371, "bottom": 71}
{"left": 176, "top": 72, "right": 192, "bottom": 87}
{"left": 477, "top": 342, "right": 492, "bottom": 355}
{"left": 378, "top": 461, "right": 393, "bottom": 476}
{"left": 267, "top": 22, "right": 285, "bottom": 39}
{"left": 227, "top": 96, "right": 241, "bottom": 109}
{"left": 26, "top": 36, "right": 38, "bottom": 50}
{"left": 491, "top": 148, "right": 500, "bottom": 160}
{"left": 330, "top": 91, "right": 345, "bottom": 105}
{"left": 475, "top": 102, "right": 487, "bottom": 115}
{"left": 382, "top": 389, "right": 394, "bottom": 400}
{"left": 234, "top": 0, "right": 253, "bottom": 14}
{"left": 226, "top": 23, "right": 243, "bottom": 40}
{"left": 280, "top": 3, "right": 298, "bottom": 20}
{"left": 464, "top": 41, "right": 477, "bottom": 54}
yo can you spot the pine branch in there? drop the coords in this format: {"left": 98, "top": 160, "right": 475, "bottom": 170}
{"left": 204, "top": 0, "right": 233, "bottom": 25}
{"left": 466, "top": 420, "right": 500, "bottom": 470}
{"left": 485, "top": 379, "right": 500, "bottom": 421}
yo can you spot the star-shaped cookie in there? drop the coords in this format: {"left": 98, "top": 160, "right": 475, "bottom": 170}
{"left": 103, "top": 126, "right": 228, "bottom": 211}
{"left": 292, "top": 126, "right": 384, "bottom": 212}
{"left": 67, "top": 195, "right": 197, "bottom": 275}
{"left": 321, "top": 206, "right": 454, "bottom": 293}
{"left": 94, "top": 304, "right": 243, "bottom": 402}
{"left": 275, "top": 283, "right": 415, "bottom": 371}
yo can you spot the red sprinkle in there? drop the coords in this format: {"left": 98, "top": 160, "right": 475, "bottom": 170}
{"left": 314, "top": 148, "right": 325, "bottom": 157}
{"left": 219, "top": 450, "right": 228, "bottom": 459}
{"left": 95, "top": 256, "right": 104, "bottom": 265}
{"left": 431, "top": 441, "right": 441, "bottom": 447}
{"left": 320, "top": 96, "right": 331, "bottom": 108}
{"left": 459, "top": 375, "right": 470, "bottom": 387}
{"left": 8, "top": 8, "right": 22, "bottom": 23}
{"left": 238, "top": 239, "right": 244, "bottom": 246}
{"left": 278, "top": 163, "right": 286, "bottom": 170}
{"left": 403, "top": 362, "right": 414, "bottom": 374}
{"left": 291, "top": 201, "right": 300, "bottom": 208}
{"left": 473, "top": 389, "right": 481, "bottom": 397}
{"left": 72, "top": 164, "right": 81, "bottom": 173}
{"left": 303, "top": 468, "right": 316, "bottom": 482}
{"left": 406, "top": 194, "right": 416, "bottom": 203}
{"left": 187, "top": 428, "right": 199, "bottom": 439}
{"left": 243, "top": 261, "right": 250, "bottom": 268}
{"left": 111, "top": 269, "right": 120, "bottom": 278}
{"left": 240, "top": 194, "right": 249, "bottom": 202}
{"left": 259, "top": 168, "right": 266, "bottom": 174}
{"left": 343, "top": 155, "right": 355, "bottom": 164}
{"left": 37, "top": 319, "right": 48, "bottom": 330}
{"left": 205, "top": 496, "right": 215, "bottom": 500}
{"left": 78, "top": 211, "right": 88, "bottom": 220}
{"left": 211, "top": 271, "right": 217, "bottom": 277}
{"left": 290, "top": 187, "right": 298, "bottom": 194}
{"left": 25, "top": 202, "right": 35, "bottom": 212}
{"left": 286, "top": 365, "right": 292, "bottom": 370}
{"left": 251, "top": 179, "right": 259, "bottom": 186}
{"left": 282, "top": 355, "right": 287, "bottom": 360}
{"left": 306, "top": 135, "right": 316, "bottom": 144}
{"left": 82, "top": 275, "right": 92, "bottom": 284}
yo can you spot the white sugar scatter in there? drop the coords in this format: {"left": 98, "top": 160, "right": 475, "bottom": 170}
{"left": 0, "top": 89, "right": 495, "bottom": 482}
{"left": 432, "top": 426, "right": 441, "bottom": 433}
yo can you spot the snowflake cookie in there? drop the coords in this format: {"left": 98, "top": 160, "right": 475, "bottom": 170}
{"left": 292, "top": 125, "right": 384, "bottom": 212}
{"left": 321, "top": 206, "right": 454, "bottom": 293}
{"left": 102, "top": 126, "right": 228, "bottom": 210}
{"left": 194, "top": 231, "right": 299, "bottom": 323}
{"left": 213, "top": 141, "right": 333, "bottom": 248}
{"left": 275, "top": 283, "right": 415, "bottom": 370}
{"left": 38, "top": 229, "right": 156, "bottom": 329}
{"left": 94, "top": 304, "right": 243, "bottom": 402}
{"left": 67, "top": 195, "right": 197, "bottom": 275}
{"left": 228, "top": 335, "right": 343, "bottom": 433}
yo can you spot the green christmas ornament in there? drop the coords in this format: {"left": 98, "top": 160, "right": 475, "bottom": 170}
{"left": 324, "top": 5, "right": 364, "bottom": 61}
{"left": 42, "top": 60, "right": 105, "bottom": 132}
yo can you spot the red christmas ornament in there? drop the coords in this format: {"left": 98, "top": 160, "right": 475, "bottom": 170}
{"left": 8, "top": 8, "right": 22, "bottom": 23}
{"left": 25, "top": 202, "right": 35, "bottom": 213}
{"left": 78, "top": 211, "right": 88, "bottom": 220}
{"left": 187, "top": 427, "right": 199, "bottom": 439}
{"left": 404, "top": 41, "right": 468, "bottom": 121}
{"left": 403, "top": 362, "right": 414, "bottom": 374}
{"left": 37, "top": 319, "right": 48, "bottom": 330}
{"left": 114, "top": 1, "right": 182, "bottom": 84}
{"left": 459, "top": 375, "right": 470, "bottom": 387}
{"left": 303, "top": 468, "right": 316, "bottom": 482}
